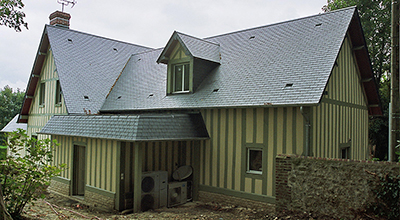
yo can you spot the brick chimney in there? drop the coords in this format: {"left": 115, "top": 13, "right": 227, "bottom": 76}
{"left": 49, "top": 11, "right": 71, "bottom": 28}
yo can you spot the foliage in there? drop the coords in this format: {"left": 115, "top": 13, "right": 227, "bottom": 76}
{"left": 0, "top": 0, "right": 28, "bottom": 31}
{"left": 0, "top": 85, "right": 25, "bottom": 144}
{"left": 0, "top": 129, "right": 66, "bottom": 219}
{"left": 369, "top": 78, "right": 390, "bottom": 160}
{"left": 323, "top": 0, "right": 391, "bottom": 84}
{"left": 366, "top": 173, "right": 400, "bottom": 219}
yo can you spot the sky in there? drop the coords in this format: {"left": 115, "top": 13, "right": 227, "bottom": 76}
{"left": 0, "top": 0, "right": 328, "bottom": 91}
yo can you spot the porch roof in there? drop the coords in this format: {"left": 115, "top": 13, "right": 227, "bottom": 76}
{"left": 38, "top": 113, "right": 209, "bottom": 141}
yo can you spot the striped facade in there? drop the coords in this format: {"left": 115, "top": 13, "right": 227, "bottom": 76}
{"left": 27, "top": 47, "right": 67, "bottom": 138}
{"left": 197, "top": 36, "right": 369, "bottom": 201}
{"left": 312, "top": 36, "right": 369, "bottom": 159}
{"left": 51, "top": 134, "right": 197, "bottom": 210}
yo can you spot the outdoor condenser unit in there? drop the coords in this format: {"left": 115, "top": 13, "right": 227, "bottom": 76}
{"left": 141, "top": 171, "right": 168, "bottom": 211}
{"left": 167, "top": 181, "right": 187, "bottom": 207}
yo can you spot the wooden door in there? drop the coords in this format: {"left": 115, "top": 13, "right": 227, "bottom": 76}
{"left": 73, "top": 145, "right": 86, "bottom": 196}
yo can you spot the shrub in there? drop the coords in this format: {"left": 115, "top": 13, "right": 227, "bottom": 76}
{"left": 0, "top": 129, "right": 66, "bottom": 219}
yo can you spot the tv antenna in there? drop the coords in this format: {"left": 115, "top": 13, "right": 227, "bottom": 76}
{"left": 57, "top": 0, "right": 77, "bottom": 12}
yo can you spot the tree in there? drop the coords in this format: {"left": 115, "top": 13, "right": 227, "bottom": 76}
{"left": 323, "top": 0, "right": 391, "bottom": 85}
{"left": 323, "top": 0, "right": 391, "bottom": 160}
{"left": 0, "top": 0, "right": 28, "bottom": 32}
{"left": 0, "top": 129, "right": 65, "bottom": 219}
{"left": 0, "top": 85, "right": 25, "bottom": 145}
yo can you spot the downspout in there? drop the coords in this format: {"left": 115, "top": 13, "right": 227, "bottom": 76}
{"left": 300, "top": 106, "right": 311, "bottom": 156}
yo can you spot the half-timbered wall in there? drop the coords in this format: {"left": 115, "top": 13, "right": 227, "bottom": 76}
{"left": 199, "top": 107, "right": 305, "bottom": 201}
{"left": 52, "top": 136, "right": 194, "bottom": 196}
{"left": 312, "top": 36, "right": 369, "bottom": 160}
{"left": 28, "top": 47, "right": 67, "bottom": 138}
{"left": 52, "top": 135, "right": 119, "bottom": 194}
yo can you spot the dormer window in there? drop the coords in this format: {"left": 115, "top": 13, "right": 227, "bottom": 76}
{"left": 173, "top": 63, "right": 190, "bottom": 93}
{"left": 157, "top": 31, "right": 221, "bottom": 95}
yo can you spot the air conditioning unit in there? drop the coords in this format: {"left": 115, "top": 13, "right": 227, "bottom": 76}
{"left": 168, "top": 181, "right": 187, "bottom": 207}
{"left": 141, "top": 171, "right": 168, "bottom": 211}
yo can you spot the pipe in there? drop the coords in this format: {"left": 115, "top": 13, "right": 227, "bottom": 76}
{"left": 300, "top": 106, "right": 311, "bottom": 156}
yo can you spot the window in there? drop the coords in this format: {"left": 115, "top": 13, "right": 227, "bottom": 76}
{"left": 340, "top": 142, "right": 351, "bottom": 159}
{"left": 55, "top": 80, "right": 62, "bottom": 105}
{"left": 173, "top": 63, "right": 190, "bottom": 93}
{"left": 341, "top": 147, "right": 350, "bottom": 159}
{"left": 247, "top": 148, "right": 263, "bottom": 174}
{"left": 39, "top": 82, "right": 45, "bottom": 106}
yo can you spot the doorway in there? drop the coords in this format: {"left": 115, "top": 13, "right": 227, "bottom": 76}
{"left": 72, "top": 145, "right": 86, "bottom": 196}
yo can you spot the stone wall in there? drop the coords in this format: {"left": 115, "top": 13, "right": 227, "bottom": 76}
{"left": 84, "top": 189, "right": 115, "bottom": 211}
{"left": 275, "top": 154, "right": 400, "bottom": 219}
{"left": 49, "top": 179, "right": 70, "bottom": 196}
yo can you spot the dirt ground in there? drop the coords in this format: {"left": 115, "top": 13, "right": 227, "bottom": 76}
{"left": 20, "top": 192, "right": 313, "bottom": 220}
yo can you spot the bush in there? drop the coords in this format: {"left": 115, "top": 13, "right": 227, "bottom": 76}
{"left": 0, "top": 129, "right": 66, "bottom": 219}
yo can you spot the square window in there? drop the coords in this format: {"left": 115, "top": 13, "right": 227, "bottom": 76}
{"left": 247, "top": 148, "right": 262, "bottom": 174}
{"left": 173, "top": 63, "right": 190, "bottom": 92}
{"left": 39, "top": 82, "right": 45, "bottom": 106}
{"left": 55, "top": 80, "right": 62, "bottom": 105}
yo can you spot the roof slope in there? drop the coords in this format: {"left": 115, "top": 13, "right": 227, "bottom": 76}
{"left": 1, "top": 114, "right": 27, "bottom": 133}
{"left": 46, "top": 25, "right": 151, "bottom": 114}
{"left": 19, "top": 25, "right": 151, "bottom": 120}
{"left": 102, "top": 7, "right": 358, "bottom": 112}
{"left": 39, "top": 113, "right": 209, "bottom": 141}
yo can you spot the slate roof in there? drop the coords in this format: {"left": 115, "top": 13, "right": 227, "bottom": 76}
{"left": 19, "top": 25, "right": 151, "bottom": 120}
{"left": 1, "top": 115, "right": 27, "bottom": 133}
{"left": 157, "top": 32, "right": 220, "bottom": 64}
{"left": 102, "top": 7, "right": 363, "bottom": 112}
{"left": 39, "top": 113, "right": 209, "bottom": 141}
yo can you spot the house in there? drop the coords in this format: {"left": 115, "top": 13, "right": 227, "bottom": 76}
{"left": 18, "top": 7, "right": 381, "bottom": 212}
{"left": 1, "top": 114, "right": 28, "bottom": 157}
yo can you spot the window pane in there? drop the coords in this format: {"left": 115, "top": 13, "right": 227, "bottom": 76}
{"left": 249, "top": 149, "right": 262, "bottom": 172}
{"left": 40, "top": 83, "right": 45, "bottom": 105}
{"left": 55, "top": 80, "right": 61, "bottom": 104}
{"left": 184, "top": 64, "right": 189, "bottom": 91}
{"left": 174, "top": 65, "right": 183, "bottom": 92}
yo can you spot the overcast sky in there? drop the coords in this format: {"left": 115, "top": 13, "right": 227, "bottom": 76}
{"left": 0, "top": 0, "right": 328, "bottom": 91}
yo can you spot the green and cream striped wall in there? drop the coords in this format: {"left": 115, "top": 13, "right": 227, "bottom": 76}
{"left": 312, "top": 36, "right": 369, "bottom": 160}
{"left": 28, "top": 47, "right": 67, "bottom": 138}
{"left": 52, "top": 135, "right": 195, "bottom": 195}
{"left": 199, "top": 107, "right": 306, "bottom": 201}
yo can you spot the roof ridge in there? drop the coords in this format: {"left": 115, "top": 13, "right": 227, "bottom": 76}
{"left": 204, "top": 6, "right": 356, "bottom": 40}
{"left": 175, "top": 31, "right": 220, "bottom": 46}
{"left": 130, "top": 48, "right": 163, "bottom": 57}
{"left": 45, "top": 24, "right": 152, "bottom": 50}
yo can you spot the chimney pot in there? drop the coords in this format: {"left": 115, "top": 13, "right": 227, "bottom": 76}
{"left": 49, "top": 11, "right": 71, "bottom": 28}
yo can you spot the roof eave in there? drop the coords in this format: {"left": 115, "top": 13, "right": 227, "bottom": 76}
{"left": 18, "top": 26, "right": 51, "bottom": 123}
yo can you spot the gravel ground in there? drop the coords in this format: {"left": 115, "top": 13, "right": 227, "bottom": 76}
{"left": 21, "top": 192, "right": 280, "bottom": 219}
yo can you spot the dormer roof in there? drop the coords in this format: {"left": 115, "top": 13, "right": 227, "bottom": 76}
{"left": 157, "top": 31, "right": 220, "bottom": 64}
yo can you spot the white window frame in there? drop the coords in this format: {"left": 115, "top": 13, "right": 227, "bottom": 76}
{"left": 172, "top": 63, "right": 190, "bottom": 93}
{"left": 247, "top": 148, "right": 263, "bottom": 175}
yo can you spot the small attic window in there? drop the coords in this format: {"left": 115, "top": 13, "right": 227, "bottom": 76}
{"left": 249, "top": 36, "right": 255, "bottom": 40}
{"left": 117, "top": 96, "right": 122, "bottom": 100}
{"left": 285, "top": 83, "right": 293, "bottom": 88}
{"left": 83, "top": 95, "right": 89, "bottom": 100}
{"left": 67, "top": 38, "right": 73, "bottom": 43}
{"left": 213, "top": 89, "right": 219, "bottom": 92}
{"left": 113, "top": 48, "right": 118, "bottom": 52}
{"left": 315, "top": 23, "right": 322, "bottom": 27}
